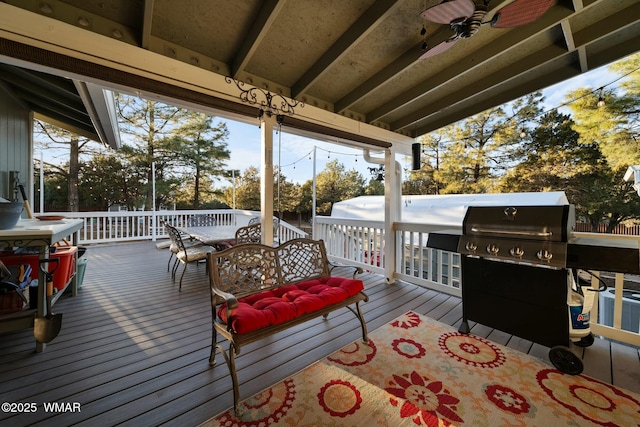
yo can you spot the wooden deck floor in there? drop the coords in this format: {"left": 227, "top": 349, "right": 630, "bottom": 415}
{"left": 1, "top": 241, "right": 639, "bottom": 426}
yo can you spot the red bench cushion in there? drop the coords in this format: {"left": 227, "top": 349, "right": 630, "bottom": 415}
{"left": 217, "top": 277, "right": 364, "bottom": 334}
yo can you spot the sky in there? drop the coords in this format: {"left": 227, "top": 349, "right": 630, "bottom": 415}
{"left": 218, "top": 119, "right": 387, "bottom": 186}
{"left": 35, "top": 56, "right": 630, "bottom": 187}
{"left": 213, "top": 62, "right": 622, "bottom": 186}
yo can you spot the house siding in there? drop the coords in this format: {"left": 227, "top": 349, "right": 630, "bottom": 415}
{"left": 0, "top": 84, "right": 31, "bottom": 201}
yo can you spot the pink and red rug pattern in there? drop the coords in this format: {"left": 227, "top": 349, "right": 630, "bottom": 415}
{"left": 204, "top": 311, "right": 640, "bottom": 426}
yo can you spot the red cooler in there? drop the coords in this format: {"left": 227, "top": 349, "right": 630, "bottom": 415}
{"left": 0, "top": 246, "right": 77, "bottom": 291}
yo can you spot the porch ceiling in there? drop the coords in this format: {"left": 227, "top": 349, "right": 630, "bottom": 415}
{"left": 0, "top": 63, "right": 121, "bottom": 149}
{"left": 0, "top": 0, "right": 639, "bottom": 148}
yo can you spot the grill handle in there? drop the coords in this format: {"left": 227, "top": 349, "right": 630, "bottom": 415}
{"left": 469, "top": 226, "right": 553, "bottom": 238}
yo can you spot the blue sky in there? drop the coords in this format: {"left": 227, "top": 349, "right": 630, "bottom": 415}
{"left": 35, "top": 59, "right": 625, "bottom": 186}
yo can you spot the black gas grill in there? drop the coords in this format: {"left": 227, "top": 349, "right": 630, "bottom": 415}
{"left": 427, "top": 204, "right": 640, "bottom": 350}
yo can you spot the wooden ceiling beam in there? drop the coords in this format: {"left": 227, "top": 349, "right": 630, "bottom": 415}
{"left": 141, "top": 0, "right": 154, "bottom": 49}
{"left": 367, "top": 4, "right": 575, "bottom": 124}
{"left": 291, "top": 0, "right": 401, "bottom": 99}
{"left": 232, "top": 0, "right": 287, "bottom": 79}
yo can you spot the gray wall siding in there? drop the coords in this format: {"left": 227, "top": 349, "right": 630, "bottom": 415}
{"left": 0, "top": 85, "right": 31, "bottom": 201}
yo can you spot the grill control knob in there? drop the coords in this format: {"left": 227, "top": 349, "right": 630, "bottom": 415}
{"left": 510, "top": 247, "right": 525, "bottom": 258}
{"left": 465, "top": 241, "right": 477, "bottom": 252}
{"left": 536, "top": 250, "right": 553, "bottom": 262}
{"left": 486, "top": 244, "right": 499, "bottom": 256}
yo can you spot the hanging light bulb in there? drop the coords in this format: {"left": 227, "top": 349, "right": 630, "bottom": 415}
{"left": 597, "top": 89, "right": 606, "bottom": 107}
{"left": 520, "top": 128, "right": 527, "bottom": 138}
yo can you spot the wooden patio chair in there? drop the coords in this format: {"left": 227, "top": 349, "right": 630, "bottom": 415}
{"left": 165, "top": 223, "right": 216, "bottom": 291}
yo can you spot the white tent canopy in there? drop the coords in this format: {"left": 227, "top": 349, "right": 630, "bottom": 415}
{"left": 330, "top": 192, "right": 570, "bottom": 227}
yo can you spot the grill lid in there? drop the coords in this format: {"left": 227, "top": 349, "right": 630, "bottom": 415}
{"left": 462, "top": 205, "right": 573, "bottom": 242}
{"left": 458, "top": 205, "right": 575, "bottom": 268}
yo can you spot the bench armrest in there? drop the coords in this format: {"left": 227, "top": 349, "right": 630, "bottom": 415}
{"left": 328, "top": 261, "right": 363, "bottom": 279}
{"left": 211, "top": 286, "right": 240, "bottom": 333}
{"left": 211, "top": 286, "right": 238, "bottom": 311}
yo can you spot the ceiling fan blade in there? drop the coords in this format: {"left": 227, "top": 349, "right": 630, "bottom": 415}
{"left": 420, "top": 0, "right": 475, "bottom": 24}
{"left": 490, "top": 0, "right": 557, "bottom": 28}
{"left": 419, "top": 38, "right": 460, "bottom": 60}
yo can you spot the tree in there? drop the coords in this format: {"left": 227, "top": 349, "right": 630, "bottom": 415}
{"left": 405, "top": 132, "right": 446, "bottom": 194}
{"left": 162, "top": 114, "right": 230, "bottom": 208}
{"left": 573, "top": 165, "right": 640, "bottom": 232}
{"left": 224, "top": 166, "right": 300, "bottom": 216}
{"left": 116, "top": 94, "right": 191, "bottom": 209}
{"left": 229, "top": 166, "right": 261, "bottom": 210}
{"left": 567, "top": 53, "right": 640, "bottom": 170}
{"left": 567, "top": 87, "right": 639, "bottom": 168}
{"left": 434, "top": 93, "right": 544, "bottom": 193}
{"left": 364, "top": 178, "right": 384, "bottom": 195}
{"left": 273, "top": 170, "right": 301, "bottom": 216}
{"left": 314, "top": 160, "right": 365, "bottom": 215}
{"left": 77, "top": 153, "right": 144, "bottom": 210}
{"left": 33, "top": 121, "right": 100, "bottom": 211}
{"left": 564, "top": 53, "right": 640, "bottom": 230}
{"left": 498, "top": 110, "right": 599, "bottom": 193}
{"left": 495, "top": 110, "right": 639, "bottom": 229}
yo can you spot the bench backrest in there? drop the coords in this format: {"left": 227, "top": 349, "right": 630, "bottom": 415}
{"left": 208, "top": 238, "right": 330, "bottom": 302}
{"left": 276, "top": 238, "right": 329, "bottom": 284}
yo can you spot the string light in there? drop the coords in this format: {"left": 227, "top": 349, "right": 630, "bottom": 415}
{"left": 279, "top": 146, "right": 363, "bottom": 171}
{"left": 275, "top": 65, "right": 640, "bottom": 176}
{"left": 464, "top": 64, "right": 640, "bottom": 142}
{"left": 597, "top": 88, "right": 606, "bottom": 107}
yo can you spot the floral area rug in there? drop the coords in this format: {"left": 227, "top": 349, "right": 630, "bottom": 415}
{"left": 203, "top": 311, "right": 640, "bottom": 426}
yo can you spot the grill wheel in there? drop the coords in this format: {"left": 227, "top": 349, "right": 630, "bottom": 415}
{"left": 548, "top": 345, "right": 583, "bottom": 375}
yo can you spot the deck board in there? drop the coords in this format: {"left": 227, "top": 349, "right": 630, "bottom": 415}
{"left": 0, "top": 241, "right": 638, "bottom": 427}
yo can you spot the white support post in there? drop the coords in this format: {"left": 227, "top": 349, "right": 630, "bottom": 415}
{"left": 312, "top": 146, "right": 317, "bottom": 239}
{"left": 384, "top": 148, "right": 401, "bottom": 284}
{"left": 260, "top": 114, "right": 275, "bottom": 245}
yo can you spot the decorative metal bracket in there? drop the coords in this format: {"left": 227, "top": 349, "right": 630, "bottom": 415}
{"left": 225, "top": 77, "right": 303, "bottom": 118}
{"left": 368, "top": 165, "right": 385, "bottom": 181}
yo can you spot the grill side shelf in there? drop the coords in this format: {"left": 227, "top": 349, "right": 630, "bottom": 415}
{"left": 426, "top": 232, "right": 460, "bottom": 252}
{"left": 567, "top": 244, "right": 640, "bottom": 275}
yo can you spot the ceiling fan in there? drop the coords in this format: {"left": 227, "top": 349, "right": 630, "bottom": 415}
{"left": 419, "top": 0, "right": 557, "bottom": 59}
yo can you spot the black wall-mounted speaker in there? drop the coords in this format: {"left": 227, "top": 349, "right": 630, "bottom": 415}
{"left": 412, "top": 142, "right": 421, "bottom": 170}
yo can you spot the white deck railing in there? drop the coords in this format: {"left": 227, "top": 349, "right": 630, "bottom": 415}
{"left": 44, "top": 209, "right": 307, "bottom": 244}
{"left": 315, "top": 215, "right": 640, "bottom": 348}
{"left": 38, "top": 210, "right": 639, "bottom": 348}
